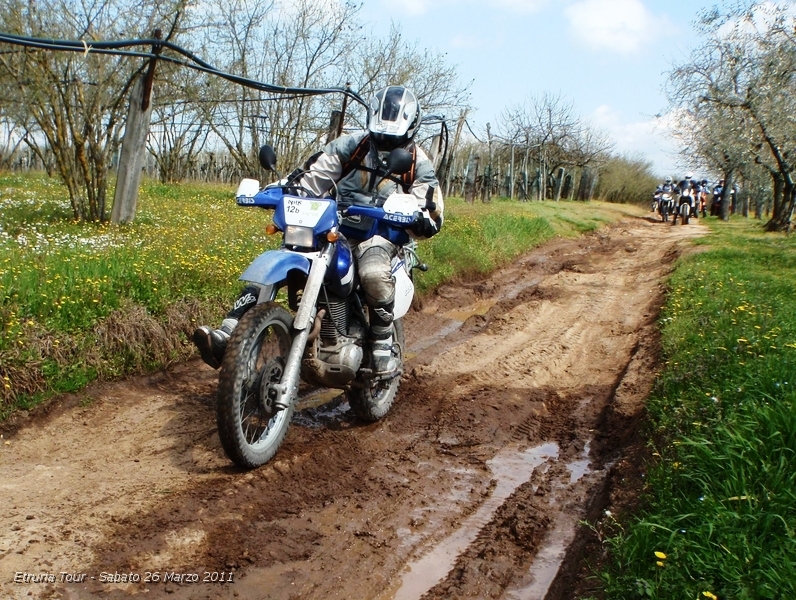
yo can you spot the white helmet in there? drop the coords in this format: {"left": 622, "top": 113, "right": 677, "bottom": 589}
{"left": 368, "top": 86, "right": 421, "bottom": 151}
{"left": 665, "top": 176, "right": 672, "bottom": 184}
{"left": 685, "top": 172, "right": 693, "bottom": 179}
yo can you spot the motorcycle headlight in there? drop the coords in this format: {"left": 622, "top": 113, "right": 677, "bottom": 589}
{"left": 284, "top": 225, "right": 315, "bottom": 248}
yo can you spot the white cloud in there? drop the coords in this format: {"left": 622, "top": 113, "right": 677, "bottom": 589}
{"left": 375, "top": 0, "right": 549, "bottom": 17}
{"left": 403, "top": 0, "right": 434, "bottom": 16}
{"left": 564, "top": 0, "right": 659, "bottom": 54}
{"left": 589, "top": 105, "right": 682, "bottom": 175}
{"left": 491, "top": 0, "right": 550, "bottom": 13}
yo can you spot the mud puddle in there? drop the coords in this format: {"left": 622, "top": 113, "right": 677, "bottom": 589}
{"left": 391, "top": 443, "right": 559, "bottom": 600}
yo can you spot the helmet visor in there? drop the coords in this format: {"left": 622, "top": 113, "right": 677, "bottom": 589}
{"left": 380, "top": 87, "right": 405, "bottom": 122}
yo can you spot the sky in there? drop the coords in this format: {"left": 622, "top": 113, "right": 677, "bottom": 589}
{"left": 358, "top": 0, "right": 713, "bottom": 177}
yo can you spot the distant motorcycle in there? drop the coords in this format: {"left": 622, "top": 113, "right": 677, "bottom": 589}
{"left": 656, "top": 192, "right": 674, "bottom": 222}
{"left": 672, "top": 189, "right": 693, "bottom": 225}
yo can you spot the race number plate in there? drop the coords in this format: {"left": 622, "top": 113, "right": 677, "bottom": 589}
{"left": 284, "top": 197, "right": 332, "bottom": 227}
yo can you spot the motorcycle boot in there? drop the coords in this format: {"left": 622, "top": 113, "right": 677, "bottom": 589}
{"left": 370, "top": 332, "right": 398, "bottom": 376}
{"left": 193, "top": 285, "right": 260, "bottom": 368}
{"left": 193, "top": 318, "right": 237, "bottom": 369}
{"left": 369, "top": 300, "right": 398, "bottom": 376}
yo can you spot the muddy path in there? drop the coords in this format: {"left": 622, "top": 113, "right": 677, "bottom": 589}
{"left": 1, "top": 215, "right": 705, "bottom": 600}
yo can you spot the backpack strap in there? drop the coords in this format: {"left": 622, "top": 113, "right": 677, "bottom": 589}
{"left": 401, "top": 142, "right": 417, "bottom": 194}
{"left": 339, "top": 134, "right": 418, "bottom": 194}
{"left": 339, "top": 134, "right": 373, "bottom": 180}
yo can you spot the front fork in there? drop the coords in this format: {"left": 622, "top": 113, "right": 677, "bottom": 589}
{"left": 267, "top": 245, "right": 334, "bottom": 411}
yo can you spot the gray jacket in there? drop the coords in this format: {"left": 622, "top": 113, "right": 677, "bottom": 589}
{"left": 300, "top": 131, "right": 444, "bottom": 239}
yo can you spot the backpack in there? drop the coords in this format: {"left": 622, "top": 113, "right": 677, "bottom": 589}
{"left": 339, "top": 134, "right": 417, "bottom": 194}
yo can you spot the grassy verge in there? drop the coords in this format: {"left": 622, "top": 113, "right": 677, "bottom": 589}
{"left": 596, "top": 217, "right": 796, "bottom": 599}
{"left": 0, "top": 172, "right": 638, "bottom": 418}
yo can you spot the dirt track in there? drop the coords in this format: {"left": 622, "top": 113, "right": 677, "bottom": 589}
{"left": 0, "top": 214, "right": 705, "bottom": 600}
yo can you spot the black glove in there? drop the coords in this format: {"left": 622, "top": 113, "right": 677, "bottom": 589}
{"left": 411, "top": 211, "right": 440, "bottom": 238}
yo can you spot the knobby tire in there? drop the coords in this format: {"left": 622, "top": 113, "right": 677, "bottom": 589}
{"left": 216, "top": 302, "right": 295, "bottom": 469}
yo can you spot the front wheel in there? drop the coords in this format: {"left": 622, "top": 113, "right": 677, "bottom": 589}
{"left": 347, "top": 319, "right": 405, "bottom": 422}
{"left": 216, "top": 302, "right": 295, "bottom": 469}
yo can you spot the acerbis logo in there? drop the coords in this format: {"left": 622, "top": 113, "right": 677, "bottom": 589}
{"left": 383, "top": 214, "right": 414, "bottom": 224}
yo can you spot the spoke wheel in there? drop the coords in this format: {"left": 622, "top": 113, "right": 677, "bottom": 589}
{"left": 347, "top": 319, "right": 405, "bottom": 422}
{"left": 216, "top": 302, "right": 295, "bottom": 469}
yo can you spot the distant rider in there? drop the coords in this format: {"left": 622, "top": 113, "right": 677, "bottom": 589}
{"left": 672, "top": 172, "right": 695, "bottom": 223}
{"left": 653, "top": 176, "right": 676, "bottom": 214}
{"left": 710, "top": 179, "right": 724, "bottom": 216}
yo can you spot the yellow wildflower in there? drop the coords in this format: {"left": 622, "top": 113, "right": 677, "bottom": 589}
{"left": 654, "top": 551, "right": 667, "bottom": 560}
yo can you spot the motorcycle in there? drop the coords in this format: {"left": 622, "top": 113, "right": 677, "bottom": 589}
{"left": 657, "top": 192, "right": 674, "bottom": 222}
{"left": 672, "top": 190, "right": 693, "bottom": 225}
{"left": 217, "top": 144, "right": 427, "bottom": 469}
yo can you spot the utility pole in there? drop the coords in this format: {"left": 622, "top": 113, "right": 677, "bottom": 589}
{"left": 112, "top": 29, "right": 161, "bottom": 224}
{"left": 444, "top": 110, "right": 467, "bottom": 198}
{"left": 510, "top": 142, "right": 515, "bottom": 200}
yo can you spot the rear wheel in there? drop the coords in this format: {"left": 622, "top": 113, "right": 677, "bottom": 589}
{"left": 347, "top": 319, "right": 405, "bottom": 422}
{"left": 216, "top": 302, "right": 295, "bottom": 469}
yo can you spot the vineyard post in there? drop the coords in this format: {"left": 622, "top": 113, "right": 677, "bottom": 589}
{"left": 111, "top": 30, "right": 161, "bottom": 224}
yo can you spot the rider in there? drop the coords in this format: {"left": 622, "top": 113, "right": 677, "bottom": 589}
{"left": 653, "top": 176, "right": 676, "bottom": 211}
{"left": 696, "top": 178, "right": 710, "bottom": 216}
{"left": 193, "top": 85, "right": 444, "bottom": 375}
{"left": 671, "top": 172, "right": 695, "bottom": 223}
{"left": 711, "top": 179, "right": 724, "bottom": 215}
{"left": 659, "top": 176, "right": 676, "bottom": 194}
{"left": 677, "top": 172, "right": 695, "bottom": 195}
{"left": 691, "top": 177, "right": 705, "bottom": 217}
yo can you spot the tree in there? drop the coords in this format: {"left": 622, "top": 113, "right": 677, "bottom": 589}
{"left": 497, "top": 92, "right": 613, "bottom": 200}
{"left": 668, "top": 2, "right": 796, "bottom": 229}
{"left": 0, "top": 0, "right": 188, "bottom": 221}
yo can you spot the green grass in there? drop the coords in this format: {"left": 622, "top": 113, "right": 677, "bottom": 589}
{"left": 597, "top": 217, "right": 796, "bottom": 599}
{"left": 0, "top": 174, "right": 637, "bottom": 417}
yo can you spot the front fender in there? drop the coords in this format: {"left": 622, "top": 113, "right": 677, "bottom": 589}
{"left": 239, "top": 250, "right": 311, "bottom": 286}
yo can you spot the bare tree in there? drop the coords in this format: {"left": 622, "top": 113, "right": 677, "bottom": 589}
{"left": 497, "top": 93, "right": 613, "bottom": 200}
{"left": 196, "top": 0, "right": 362, "bottom": 176}
{"left": 668, "top": 2, "right": 796, "bottom": 229}
{"left": 147, "top": 62, "right": 213, "bottom": 183}
{"left": 0, "top": 0, "right": 188, "bottom": 221}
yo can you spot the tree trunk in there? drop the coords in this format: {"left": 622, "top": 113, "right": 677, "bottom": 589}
{"left": 720, "top": 172, "right": 733, "bottom": 221}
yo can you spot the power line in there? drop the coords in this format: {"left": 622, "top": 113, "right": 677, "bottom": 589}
{"left": 464, "top": 119, "right": 486, "bottom": 144}
{"left": 0, "top": 31, "right": 367, "bottom": 108}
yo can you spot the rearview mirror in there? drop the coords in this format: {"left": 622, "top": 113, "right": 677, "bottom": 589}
{"left": 384, "top": 148, "right": 413, "bottom": 175}
{"left": 258, "top": 145, "right": 277, "bottom": 172}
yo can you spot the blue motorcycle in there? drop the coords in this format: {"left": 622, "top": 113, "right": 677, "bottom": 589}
{"left": 216, "top": 145, "right": 426, "bottom": 468}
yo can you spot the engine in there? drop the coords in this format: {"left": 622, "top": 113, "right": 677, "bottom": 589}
{"left": 301, "top": 295, "right": 366, "bottom": 388}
